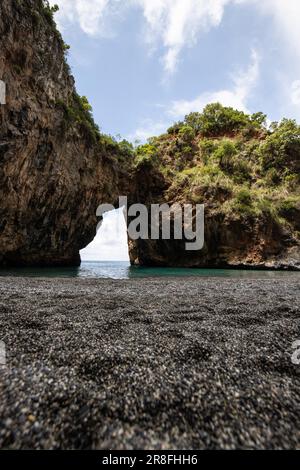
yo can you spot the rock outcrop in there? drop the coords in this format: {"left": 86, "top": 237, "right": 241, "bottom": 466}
{"left": 0, "top": 2, "right": 299, "bottom": 270}
{"left": 0, "top": 0, "right": 131, "bottom": 266}
{"left": 129, "top": 106, "right": 300, "bottom": 270}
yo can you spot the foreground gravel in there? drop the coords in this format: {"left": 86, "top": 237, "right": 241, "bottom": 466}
{"left": 0, "top": 276, "right": 300, "bottom": 450}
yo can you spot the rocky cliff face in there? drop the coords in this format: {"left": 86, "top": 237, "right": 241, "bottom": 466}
{"left": 1, "top": 2, "right": 299, "bottom": 270}
{"left": 130, "top": 106, "right": 300, "bottom": 270}
{"left": 0, "top": 0, "right": 131, "bottom": 266}
{"left": 129, "top": 208, "right": 300, "bottom": 270}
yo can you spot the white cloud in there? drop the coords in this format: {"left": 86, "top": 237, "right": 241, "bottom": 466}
{"left": 80, "top": 208, "right": 129, "bottom": 261}
{"left": 51, "top": 0, "right": 234, "bottom": 73}
{"left": 49, "top": 0, "right": 110, "bottom": 36}
{"left": 50, "top": 0, "right": 300, "bottom": 77}
{"left": 169, "top": 49, "right": 260, "bottom": 118}
{"left": 128, "top": 49, "right": 260, "bottom": 140}
{"left": 135, "top": 0, "right": 232, "bottom": 74}
{"left": 233, "top": 0, "right": 300, "bottom": 119}
{"left": 237, "top": 0, "right": 300, "bottom": 62}
{"left": 127, "top": 119, "right": 170, "bottom": 142}
{"left": 239, "top": 0, "right": 300, "bottom": 113}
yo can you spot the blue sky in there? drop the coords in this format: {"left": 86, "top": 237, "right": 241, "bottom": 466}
{"left": 49, "top": 0, "right": 300, "bottom": 260}
{"left": 51, "top": 0, "right": 300, "bottom": 141}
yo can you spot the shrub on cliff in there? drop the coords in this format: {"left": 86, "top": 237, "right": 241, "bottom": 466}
{"left": 260, "top": 119, "right": 300, "bottom": 175}
{"left": 236, "top": 188, "right": 252, "bottom": 206}
{"left": 57, "top": 94, "right": 101, "bottom": 145}
{"left": 134, "top": 144, "right": 158, "bottom": 169}
{"left": 41, "top": 1, "right": 59, "bottom": 25}
{"left": 166, "top": 104, "right": 267, "bottom": 140}
{"left": 184, "top": 103, "right": 263, "bottom": 137}
{"left": 167, "top": 121, "right": 184, "bottom": 135}
{"left": 178, "top": 125, "right": 196, "bottom": 143}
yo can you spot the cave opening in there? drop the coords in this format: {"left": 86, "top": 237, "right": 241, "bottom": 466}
{"left": 80, "top": 208, "right": 130, "bottom": 263}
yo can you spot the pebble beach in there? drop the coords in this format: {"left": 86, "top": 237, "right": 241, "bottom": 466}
{"left": 0, "top": 276, "right": 299, "bottom": 449}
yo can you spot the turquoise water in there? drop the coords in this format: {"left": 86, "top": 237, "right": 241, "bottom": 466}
{"left": 0, "top": 261, "right": 298, "bottom": 280}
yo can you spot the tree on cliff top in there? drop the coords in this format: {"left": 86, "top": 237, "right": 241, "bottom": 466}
{"left": 183, "top": 103, "right": 267, "bottom": 137}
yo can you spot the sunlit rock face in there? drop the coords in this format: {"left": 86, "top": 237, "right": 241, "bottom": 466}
{"left": 128, "top": 111, "right": 300, "bottom": 270}
{"left": 0, "top": 0, "right": 132, "bottom": 266}
{"left": 0, "top": 1, "right": 299, "bottom": 270}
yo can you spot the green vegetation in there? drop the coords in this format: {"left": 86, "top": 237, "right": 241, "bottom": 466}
{"left": 56, "top": 94, "right": 135, "bottom": 164}
{"left": 260, "top": 119, "right": 300, "bottom": 173}
{"left": 182, "top": 103, "right": 267, "bottom": 137}
{"left": 133, "top": 103, "right": 300, "bottom": 232}
{"left": 41, "top": 1, "right": 59, "bottom": 25}
{"left": 56, "top": 94, "right": 101, "bottom": 145}
{"left": 178, "top": 125, "right": 196, "bottom": 143}
{"left": 37, "top": 2, "right": 70, "bottom": 54}
{"left": 134, "top": 144, "right": 158, "bottom": 169}
{"left": 37, "top": 0, "right": 299, "bottom": 236}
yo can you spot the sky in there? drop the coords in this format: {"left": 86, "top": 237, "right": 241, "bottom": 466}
{"left": 49, "top": 0, "right": 300, "bottom": 261}
{"left": 80, "top": 208, "right": 129, "bottom": 261}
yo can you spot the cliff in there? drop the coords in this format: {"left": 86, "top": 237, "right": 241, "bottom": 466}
{"left": 0, "top": 2, "right": 299, "bottom": 270}
{"left": 130, "top": 104, "right": 300, "bottom": 270}
{"left": 0, "top": 0, "right": 132, "bottom": 266}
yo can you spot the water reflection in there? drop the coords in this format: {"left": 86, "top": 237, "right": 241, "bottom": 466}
{"left": 0, "top": 261, "right": 299, "bottom": 280}
{"left": 0, "top": 265, "right": 82, "bottom": 278}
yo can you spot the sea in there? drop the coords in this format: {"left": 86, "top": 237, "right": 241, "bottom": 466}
{"left": 0, "top": 260, "right": 298, "bottom": 280}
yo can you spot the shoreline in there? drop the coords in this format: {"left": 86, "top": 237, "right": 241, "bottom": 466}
{"left": 0, "top": 276, "right": 300, "bottom": 449}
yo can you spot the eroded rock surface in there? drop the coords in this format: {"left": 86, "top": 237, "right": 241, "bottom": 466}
{"left": 0, "top": 1, "right": 299, "bottom": 270}
{"left": 129, "top": 107, "right": 300, "bottom": 270}
{"left": 0, "top": 0, "right": 131, "bottom": 266}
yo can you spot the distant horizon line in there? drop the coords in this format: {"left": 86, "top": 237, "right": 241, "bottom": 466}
{"left": 81, "top": 260, "right": 130, "bottom": 263}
